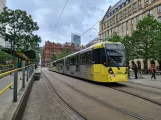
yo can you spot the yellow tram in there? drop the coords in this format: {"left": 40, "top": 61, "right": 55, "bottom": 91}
{"left": 50, "top": 42, "right": 128, "bottom": 83}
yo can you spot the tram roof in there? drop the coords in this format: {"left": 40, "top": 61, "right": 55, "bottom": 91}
{"left": 55, "top": 41, "right": 122, "bottom": 61}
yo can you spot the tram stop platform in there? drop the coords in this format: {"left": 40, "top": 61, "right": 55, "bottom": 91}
{"left": 129, "top": 74, "right": 161, "bottom": 89}
{"left": 1, "top": 67, "right": 161, "bottom": 120}
{"left": 0, "top": 66, "right": 36, "bottom": 120}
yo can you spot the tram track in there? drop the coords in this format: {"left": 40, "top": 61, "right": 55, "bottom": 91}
{"left": 107, "top": 83, "right": 161, "bottom": 106}
{"left": 117, "top": 83, "right": 161, "bottom": 95}
{"left": 128, "top": 81, "right": 161, "bottom": 90}
{"left": 44, "top": 70, "right": 146, "bottom": 120}
{"left": 41, "top": 71, "right": 86, "bottom": 120}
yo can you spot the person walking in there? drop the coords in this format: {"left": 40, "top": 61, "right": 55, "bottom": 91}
{"left": 151, "top": 64, "right": 156, "bottom": 80}
{"left": 133, "top": 63, "right": 138, "bottom": 79}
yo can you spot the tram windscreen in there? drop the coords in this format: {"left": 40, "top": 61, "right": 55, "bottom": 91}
{"left": 105, "top": 44, "right": 126, "bottom": 67}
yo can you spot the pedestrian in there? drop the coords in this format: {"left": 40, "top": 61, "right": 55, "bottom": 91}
{"left": 151, "top": 64, "right": 156, "bottom": 80}
{"left": 35, "top": 63, "right": 37, "bottom": 69}
{"left": 133, "top": 63, "right": 138, "bottom": 79}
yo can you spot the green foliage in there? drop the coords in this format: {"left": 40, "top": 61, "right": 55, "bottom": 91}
{"left": 0, "top": 50, "right": 13, "bottom": 62}
{"left": 132, "top": 14, "right": 161, "bottom": 62}
{"left": 51, "top": 55, "right": 57, "bottom": 62}
{"left": 108, "top": 33, "right": 123, "bottom": 42}
{"left": 104, "top": 15, "right": 161, "bottom": 66}
{"left": 0, "top": 7, "right": 41, "bottom": 52}
{"left": 56, "top": 48, "right": 73, "bottom": 59}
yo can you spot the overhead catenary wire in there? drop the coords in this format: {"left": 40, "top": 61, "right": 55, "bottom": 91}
{"left": 80, "top": 18, "right": 102, "bottom": 37}
{"left": 53, "top": 0, "right": 69, "bottom": 32}
{"left": 73, "top": 17, "right": 103, "bottom": 43}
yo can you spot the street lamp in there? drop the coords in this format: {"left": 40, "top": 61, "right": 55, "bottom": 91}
{"left": 89, "top": 28, "right": 98, "bottom": 41}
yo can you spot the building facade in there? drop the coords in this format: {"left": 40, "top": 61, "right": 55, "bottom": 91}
{"left": 0, "top": 0, "right": 6, "bottom": 47}
{"left": 99, "top": 0, "right": 161, "bottom": 39}
{"left": 99, "top": 0, "right": 161, "bottom": 70}
{"left": 86, "top": 37, "right": 103, "bottom": 47}
{"left": 42, "top": 41, "right": 85, "bottom": 66}
{"left": 71, "top": 33, "right": 81, "bottom": 46}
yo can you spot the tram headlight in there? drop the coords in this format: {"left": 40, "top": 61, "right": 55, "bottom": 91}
{"left": 108, "top": 68, "right": 114, "bottom": 74}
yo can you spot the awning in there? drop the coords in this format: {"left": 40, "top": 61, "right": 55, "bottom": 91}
{"left": 1, "top": 48, "right": 36, "bottom": 61}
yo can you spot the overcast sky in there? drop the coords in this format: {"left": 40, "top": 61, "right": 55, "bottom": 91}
{"left": 7, "top": 0, "right": 118, "bottom": 46}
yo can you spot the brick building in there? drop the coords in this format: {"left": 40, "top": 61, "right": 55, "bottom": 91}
{"left": 42, "top": 41, "right": 85, "bottom": 66}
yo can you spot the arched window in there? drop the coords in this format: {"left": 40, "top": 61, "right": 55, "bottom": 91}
{"left": 150, "top": 60, "right": 155, "bottom": 65}
{"left": 158, "top": 16, "right": 161, "bottom": 23}
{"left": 143, "top": 60, "right": 147, "bottom": 70}
{"left": 137, "top": 61, "right": 141, "bottom": 70}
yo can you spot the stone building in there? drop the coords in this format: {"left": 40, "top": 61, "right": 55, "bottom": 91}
{"left": 99, "top": 0, "right": 161, "bottom": 70}
{"left": 99, "top": 0, "right": 161, "bottom": 39}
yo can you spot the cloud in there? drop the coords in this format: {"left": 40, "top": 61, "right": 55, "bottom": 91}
{"left": 7, "top": 0, "right": 119, "bottom": 46}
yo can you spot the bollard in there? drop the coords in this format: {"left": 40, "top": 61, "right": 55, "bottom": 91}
{"left": 22, "top": 61, "right": 25, "bottom": 88}
{"left": 32, "top": 65, "right": 33, "bottom": 74}
{"left": 13, "top": 62, "right": 18, "bottom": 102}
{"left": 29, "top": 66, "right": 31, "bottom": 77}
{"left": 27, "top": 66, "right": 29, "bottom": 81}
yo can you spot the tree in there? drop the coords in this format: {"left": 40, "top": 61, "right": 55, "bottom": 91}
{"left": 56, "top": 48, "right": 73, "bottom": 59}
{"left": 0, "top": 7, "right": 40, "bottom": 53}
{"left": 51, "top": 55, "right": 57, "bottom": 62}
{"left": 132, "top": 14, "right": 161, "bottom": 69}
{"left": 0, "top": 50, "right": 13, "bottom": 62}
{"left": 108, "top": 33, "right": 123, "bottom": 42}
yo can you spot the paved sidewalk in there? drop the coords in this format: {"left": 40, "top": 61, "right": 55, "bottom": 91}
{"left": 129, "top": 74, "right": 161, "bottom": 89}
{"left": 22, "top": 72, "right": 78, "bottom": 120}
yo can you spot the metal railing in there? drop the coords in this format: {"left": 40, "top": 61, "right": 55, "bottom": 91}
{"left": 0, "top": 64, "right": 14, "bottom": 74}
{"left": 0, "top": 64, "right": 35, "bottom": 102}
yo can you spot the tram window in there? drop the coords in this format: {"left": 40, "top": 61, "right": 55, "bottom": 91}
{"left": 65, "top": 59, "right": 68, "bottom": 65}
{"left": 53, "top": 62, "right": 56, "bottom": 66}
{"left": 73, "top": 56, "right": 76, "bottom": 65}
{"left": 80, "top": 53, "right": 86, "bottom": 65}
{"left": 76, "top": 55, "right": 79, "bottom": 65}
{"left": 86, "top": 51, "right": 92, "bottom": 65}
{"left": 69, "top": 56, "right": 76, "bottom": 65}
{"left": 67, "top": 58, "right": 70, "bottom": 65}
{"left": 92, "top": 49, "right": 101, "bottom": 64}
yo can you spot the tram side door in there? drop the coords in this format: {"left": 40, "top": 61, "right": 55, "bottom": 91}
{"left": 92, "top": 49, "right": 101, "bottom": 82}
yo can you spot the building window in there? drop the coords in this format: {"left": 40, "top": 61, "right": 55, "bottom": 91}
{"left": 131, "top": 19, "right": 133, "bottom": 25}
{"left": 133, "top": 2, "right": 137, "bottom": 10}
{"left": 138, "top": 0, "right": 142, "bottom": 7}
{"left": 126, "top": 29, "right": 128, "bottom": 35}
{"left": 158, "top": 5, "right": 161, "bottom": 13}
{"left": 145, "top": 0, "right": 149, "bottom": 6}
{"left": 151, "top": 0, "right": 156, "bottom": 3}
{"left": 124, "top": 9, "right": 126, "bottom": 16}
{"left": 126, "top": 22, "right": 128, "bottom": 35}
{"left": 149, "top": 10, "right": 154, "bottom": 17}
{"left": 131, "top": 19, "right": 133, "bottom": 33}
{"left": 122, "top": 24, "right": 124, "bottom": 37}
{"left": 136, "top": 16, "right": 139, "bottom": 22}
{"left": 158, "top": 16, "right": 161, "bottom": 23}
